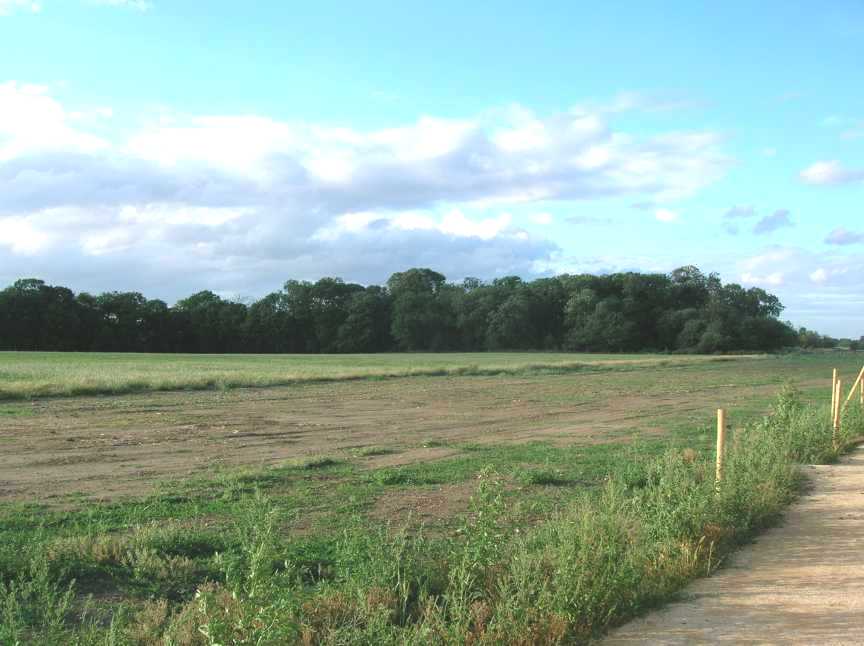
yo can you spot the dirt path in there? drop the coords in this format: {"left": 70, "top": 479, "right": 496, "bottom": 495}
{"left": 604, "top": 446, "right": 864, "bottom": 645}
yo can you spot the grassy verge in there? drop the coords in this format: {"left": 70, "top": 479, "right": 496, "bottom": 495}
{"left": 2, "top": 387, "right": 862, "bottom": 644}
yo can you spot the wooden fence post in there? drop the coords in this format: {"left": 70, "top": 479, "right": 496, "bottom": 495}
{"left": 842, "top": 365, "right": 864, "bottom": 409}
{"left": 833, "top": 379, "right": 842, "bottom": 446}
{"left": 715, "top": 408, "right": 726, "bottom": 486}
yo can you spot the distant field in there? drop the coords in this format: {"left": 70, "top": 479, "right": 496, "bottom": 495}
{"left": 0, "top": 351, "right": 747, "bottom": 400}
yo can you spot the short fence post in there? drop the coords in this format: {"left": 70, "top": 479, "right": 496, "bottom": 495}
{"left": 715, "top": 408, "right": 726, "bottom": 486}
{"left": 831, "top": 368, "right": 838, "bottom": 423}
{"left": 833, "top": 379, "right": 842, "bottom": 446}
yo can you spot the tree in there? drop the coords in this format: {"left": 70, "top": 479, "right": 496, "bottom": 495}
{"left": 387, "top": 269, "right": 449, "bottom": 351}
{"left": 0, "top": 265, "right": 806, "bottom": 354}
{"left": 93, "top": 292, "right": 148, "bottom": 351}
{"left": 282, "top": 281, "right": 317, "bottom": 352}
{"left": 309, "top": 278, "right": 364, "bottom": 353}
{"left": 336, "top": 286, "right": 393, "bottom": 352}
{"left": 175, "top": 291, "right": 247, "bottom": 353}
{"left": 245, "top": 292, "right": 293, "bottom": 353}
{"left": 486, "top": 289, "right": 536, "bottom": 350}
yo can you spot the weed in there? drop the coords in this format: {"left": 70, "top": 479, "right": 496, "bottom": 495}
{"left": 516, "top": 468, "right": 573, "bottom": 487}
{"left": 0, "top": 557, "right": 75, "bottom": 644}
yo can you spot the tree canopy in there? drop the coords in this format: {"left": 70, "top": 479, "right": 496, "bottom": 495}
{"left": 0, "top": 267, "right": 825, "bottom": 354}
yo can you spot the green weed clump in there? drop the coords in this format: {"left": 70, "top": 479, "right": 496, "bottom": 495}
{"left": 4, "top": 388, "right": 864, "bottom": 644}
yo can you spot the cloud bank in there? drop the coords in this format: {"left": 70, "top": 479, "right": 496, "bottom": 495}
{"left": 0, "top": 81, "right": 730, "bottom": 299}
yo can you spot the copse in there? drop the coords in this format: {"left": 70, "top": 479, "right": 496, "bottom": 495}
{"left": 0, "top": 266, "right": 803, "bottom": 354}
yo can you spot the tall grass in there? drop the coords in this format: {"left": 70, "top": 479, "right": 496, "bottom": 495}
{"left": 3, "top": 388, "right": 863, "bottom": 644}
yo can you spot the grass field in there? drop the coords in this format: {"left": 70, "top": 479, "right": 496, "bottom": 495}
{"left": 1, "top": 350, "right": 863, "bottom": 644}
{"left": 0, "top": 351, "right": 749, "bottom": 400}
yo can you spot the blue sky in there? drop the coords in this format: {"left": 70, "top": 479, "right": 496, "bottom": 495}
{"left": 0, "top": 0, "right": 862, "bottom": 335}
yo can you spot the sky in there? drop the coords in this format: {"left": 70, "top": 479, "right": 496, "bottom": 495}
{"left": 0, "top": 0, "right": 862, "bottom": 336}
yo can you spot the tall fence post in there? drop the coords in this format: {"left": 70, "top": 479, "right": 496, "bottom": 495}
{"left": 715, "top": 408, "right": 726, "bottom": 486}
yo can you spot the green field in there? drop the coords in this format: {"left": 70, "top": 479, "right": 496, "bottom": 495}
{"left": 0, "top": 350, "right": 747, "bottom": 400}
{"left": 1, "top": 351, "right": 863, "bottom": 644}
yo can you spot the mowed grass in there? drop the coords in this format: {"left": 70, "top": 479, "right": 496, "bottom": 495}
{"left": 0, "top": 350, "right": 747, "bottom": 400}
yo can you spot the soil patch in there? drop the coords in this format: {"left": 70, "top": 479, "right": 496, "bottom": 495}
{"left": 0, "top": 369, "right": 824, "bottom": 504}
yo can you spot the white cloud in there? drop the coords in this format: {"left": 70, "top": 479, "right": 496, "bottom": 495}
{"left": 126, "top": 115, "right": 297, "bottom": 179}
{"left": 439, "top": 210, "right": 512, "bottom": 239}
{"left": 737, "top": 246, "right": 863, "bottom": 296}
{"left": 0, "top": 84, "right": 732, "bottom": 217}
{"left": 740, "top": 247, "right": 796, "bottom": 271}
{"left": 530, "top": 212, "right": 553, "bottom": 225}
{"left": 809, "top": 268, "right": 828, "bottom": 284}
{"left": 0, "top": 215, "right": 50, "bottom": 253}
{"left": 0, "top": 82, "right": 109, "bottom": 161}
{"left": 654, "top": 208, "right": 679, "bottom": 223}
{"left": 120, "top": 105, "right": 727, "bottom": 206}
{"left": 317, "top": 209, "right": 515, "bottom": 242}
{"left": 492, "top": 107, "right": 555, "bottom": 152}
{"left": 741, "top": 271, "right": 784, "bottom": 286}
{"left": 799, "top": 160, "right": 864, "bottom": 186}
{"left": 0, "top": 0, "right": 40, "bottom": 15}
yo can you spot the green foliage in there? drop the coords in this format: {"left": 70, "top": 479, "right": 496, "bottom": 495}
{"left": 0, "top": 557, "right": 75, "bottom": 644}
{"left": 0, "top": 265, "right": 805, "bottom": 356}
{"left": 515, "top": 467, "right": 572, "bottom": 486}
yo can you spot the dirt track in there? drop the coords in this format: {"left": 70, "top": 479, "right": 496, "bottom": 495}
{"left": 604, "top": 446, "right": 864, "bottom": 645}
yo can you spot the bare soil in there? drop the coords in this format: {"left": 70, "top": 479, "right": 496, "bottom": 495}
{"left": 604, "top": 446, "right": 864, "bottom": 645}
{"left": 0, "top": 370, "right": 803, "bottom": 504}
{"left": 370, "top": 481, "right": 478, "bottom": 525}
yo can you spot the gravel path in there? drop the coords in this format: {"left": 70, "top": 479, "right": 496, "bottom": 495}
{"left": 604, "top": 445, "right": 864, "bottom": 645}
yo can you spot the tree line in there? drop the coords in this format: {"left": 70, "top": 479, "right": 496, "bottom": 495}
{"left": 0, "top": 267, "right": 845, "bottom": 354}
